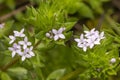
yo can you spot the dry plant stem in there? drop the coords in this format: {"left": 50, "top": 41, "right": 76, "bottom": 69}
{"left": 95, "top": 13, "right": 105, "bottom": 30}
{"left": 0, "top": 40, "right": 41, "bottom": 72}
{"left": 0, "top": 3, "right": 33, "bottom": 22}
{"left": 59, "top": 68, "right": 83, "bottom": 80}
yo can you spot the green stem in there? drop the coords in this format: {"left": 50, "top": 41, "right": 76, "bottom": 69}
{"left": 59, "top": 68, "right": 84, "bottom": 80}
{"left": 0, "top": 57, "right": 20, "bottom": 71}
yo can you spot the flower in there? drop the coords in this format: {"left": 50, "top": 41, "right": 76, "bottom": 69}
{"left": 8, "top": 28, "right": 35, "bottom": 61}
{"left": 9, "top": 35, "right": 16, "bottom": 44}
{"left": 27, "top": 46, "right": 35, "bottom": 56}
{"left": 46, "top": 31, "right": 53, "bottom": 38}
{"left": 75, "top": 34, "right": 88, "bottom": 51}
{"left": 0, "top": 23, "right": 5, "bottom": 29}
{"left": 14, "top": 28, "right": 25, "bottom": 37}
{"left": 110, "top": 58, "right": 116, "bottom": 64}
{"left": 74, "top": 28, "right": 105, "bottom": 52}
{"left": 18, "top": 37, "right": 31, "bottom": 49}
{"left": 99, "top": 32, "right": 105, "bottom": 40}
{"left": 18, "top": 46, "right": 35, "bottom": 61}
{"left": 86, "top": 37, "right": 100, "bottom": 49}
{"left": 84, "top": 28, "right": 99, "bottom": 39}
{"left": 52, "top": 27, "right": 65, "bottom": 41}
{"left": 8, "top": 43, "right": 21, "bottom": 57}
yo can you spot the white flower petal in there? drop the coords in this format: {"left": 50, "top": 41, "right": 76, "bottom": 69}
{"left": 20, "top": 28, "right": 24, "bottom": 33}
{"left": 20, "top": 34, "right": 25, "bottom": 37}
{"left": 83, "top": 47, "right": 87, "bottom": 52}
{"left": 0, "top": 23, "right": 5, "bottom": 28}
{"left": 21, "top": 56, "right": 26, "bottom": 61}
{"left": 25, "top": 54, "right": 31, "bottom": 58}
{"left": 9, "top": 40, "right": 14, "bottom": 44}
{"left": 27, "top": 42, "right": 31, "bottom": 46}
{"left": 23, "top": 45, "right": 27, "bottom": 49}
{"left": 18, "top": 41, "right": 24, "bottom": 45}
{"left": 54, "top": 35, "right": 59, "bottom": 41}
{"left": 74, "top": 39, "right": 80, "bottom": 42}
{"left": 52, "top": 29, "right": 58, "bottom": 34}
{"left": 89, "top": 43, "right": 94, "bottom": 49}
{"left": 30, "top": 46, "right": 33, "bottom": 50}
{"left": 9, "top": 36, "right": 14, "bottom": 39}
{"left": 24, "top": 37, "right": 28, "bottom": 42}
{"left": 91, "top": 28, "right": 95, "bottom": 32}
{"left": 58, "top": 27, "right": 65, "bottom": 33}
{"left": 29, "top": 52, "right": 35, "bottom": 56}
{"left": 84, "top": 31, "right": 89, "bottom": 34}
{"left": 110, "top": 58, "right": 116, "bottom": 63}
{"left": 12, "top": 51, "right": 16, "bottom": 57}
{"left": 46, "top": 33, "right": 50, "bottom": 37}
{"left": 17, "top": 51, "right": 23, "bottom": 56}
{"left": 59, "top": 34, "right": 65, "bottom": 39}
{"left": 8, "top": 47, "right": 13, "bottom": 51}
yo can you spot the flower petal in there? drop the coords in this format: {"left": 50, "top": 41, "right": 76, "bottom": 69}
{"left": 23, "top": 45, "right": 27, "bottom": 49}
{"left": 59, "top": 34, "right": 65, "bottom": 39}
{"left": 83, "top": 47, "right": 87, "bottom": 52}
{"left": 21, "top": 56, "right": 26, "bottom": 61}
{"left": 27, "top": 42, "right": 31, "bottom": 46}
{"left": 8, "top": 47, "right": 14, "bottom": 51}
{"left": 20, "top": 28, "right": 24, "bottom": 33}
{"left": 18, "top": 41, "right": 24, "bottom": 45}
{"left": 89, "top": 43, "right": 94, "bottom": 49}
{"left": 29, "top": 52, "right": 35, "bottom": 56}
{"left": 46, "top": 33, "right": 50, "bottom": 37}
{"left": 12, "top": 51, "right": 16, "bottom": 57}
{"left": 54, "top": 35, "right": 59, "bottom": 41}
{"left": 74, "top": 39, "right": 80, "bottom": 42}
{"left": 52, "top": 29, "right": 58, "bottom": 34}
{"left": 58, "top": 27, "right": 65, "bottom": 33}
{"left": 24, "top": 37, "right": 28, "bottom": 42}
{"left": 25, "top": 54, "right": 31, "bottom": 58}
{"left": 20, "top": 34, "right": 25, "bottom": 37}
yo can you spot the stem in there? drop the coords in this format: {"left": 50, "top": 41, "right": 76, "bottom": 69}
{"left": 0, "top": 40, "right": 41, "bottom": 72}
{"left": 33, "top": 40, "right": 41, "bottom": 49}
{"left": 59, "top": 68, "right": 84, "bottom": 80}
{"left": 0, "top": 57, "right": 20, "bottom": 71}
{"left": 0, "top": 3, "right": 33, "bottom": 22}
{"left": 95, "top": 13, "right": 105, "bottom": 31}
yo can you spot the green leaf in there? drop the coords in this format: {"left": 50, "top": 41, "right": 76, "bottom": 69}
{"left": 65, "top": 22, "right": 76, "bottom": 31}
{"left": 0, "top": 21, "right": 14, "bottom": 38}
{"left": 46, "top": 69, "right": 66, "bottom": 80}
{"left": 5, "top": 0, "right": 15, "bottom": 9}
{"left": 78, "top": 2, "right": 94, "bottom": 19}
{"left": 7, "top": 67, "right": 27, "bottom": 77}
{"left": 1, "top": 72, "right": 12, "bottom": 80}
{"left": 35, "top": 31, "right": 45, "bottom": 39}
{"left": 88, "top": 0, "right": 103, "bottom": 14}
{"left": 107, "top": 69, "right": 117, "bottom": 75}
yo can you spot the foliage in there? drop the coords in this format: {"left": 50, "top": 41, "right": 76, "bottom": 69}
{"left": 0, "top": 0, "right": 120, "bottom": 80}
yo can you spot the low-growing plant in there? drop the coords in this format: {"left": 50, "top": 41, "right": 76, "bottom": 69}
{"left": 0, "top": 0, "right": 120, "bottom": 80}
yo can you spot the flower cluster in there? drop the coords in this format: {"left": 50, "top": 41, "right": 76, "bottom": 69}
{"left": 74, "top": 28, "right": 105, "bottom": 52}
{"left": 8, "top": 28, "right": 35, "bottom": 61}
{"left": 46, "top": 27, "right": 66, "bottom": 41}
{"left": 0, "top": 23, "right": 5, "bottom": 29}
